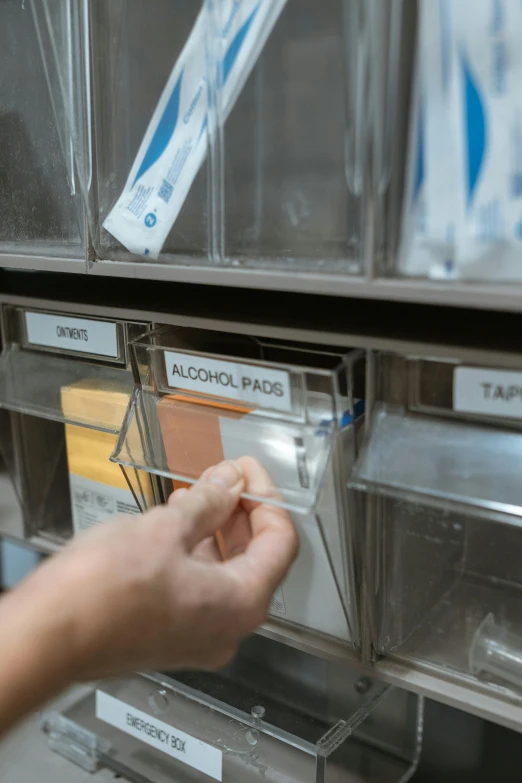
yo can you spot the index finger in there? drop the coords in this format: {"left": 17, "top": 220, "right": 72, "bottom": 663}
{"left": 224, "top": 456, "right": 299, "bottom": 602}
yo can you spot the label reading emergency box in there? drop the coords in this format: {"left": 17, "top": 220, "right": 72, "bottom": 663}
{"left": 164, "top": 351, "right": 292, "bottom": 412}
{"left": 24, "top": 312, "right": 119, "bottom": 358}
{"left": 454, "top": 367, "right": 522, "bottom": 420}
{"left": 96, "top": 691, "right": 223, "bottom": 781}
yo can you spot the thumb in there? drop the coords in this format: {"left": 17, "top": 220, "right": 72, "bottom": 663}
{"left": 174, "top": 461, "right": 244, "bottom": 552}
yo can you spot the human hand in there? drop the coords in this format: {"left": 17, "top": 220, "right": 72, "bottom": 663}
{"left": 26, "top": 457, "right": 298, "bottom": 681}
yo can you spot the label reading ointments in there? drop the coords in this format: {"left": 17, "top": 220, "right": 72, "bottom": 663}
{"left": 454, "top": 367, "right": 522, "bottom": 419}
{"left": 24, "top": 312, "right": 118, "bottom": 358}
{"left": 70, "top": 475, "right": 140, "bottom": 534}
{"left": 164, "top": 351, "right": 292, "bottom": 412}
{"left": 96, "top": 691, "right": 223, "bottom": 781}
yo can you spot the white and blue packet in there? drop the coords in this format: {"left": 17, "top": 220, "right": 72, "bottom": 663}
{"left": 104, "top": 0, "right": 286, "bottom": 259}
{"left": 401, "top": 0, "right": 522, "bottom": 281}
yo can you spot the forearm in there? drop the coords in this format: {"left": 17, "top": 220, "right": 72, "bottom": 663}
{"left": 0, "top": 563, "right": 78, "bottom": 735}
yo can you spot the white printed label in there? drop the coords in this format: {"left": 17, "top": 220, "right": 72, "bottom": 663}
{"left": 164, "top": 351, "right": 292, "bottom": 413}
{"left": 454, "top": 367, "right": 522, "bottom": 420}
{"left": 25, "top": 312, "right": 118, "bottom": 358}
{"left": 96, "top": 691, "right": 223, "bottom": 781}
{"left": 70, "top": 474, "right": 140, "bottom": 534}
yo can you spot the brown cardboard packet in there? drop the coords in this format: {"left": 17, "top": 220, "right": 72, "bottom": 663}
{"left": 158, "top": 393, "right": 253, "bottom": 560}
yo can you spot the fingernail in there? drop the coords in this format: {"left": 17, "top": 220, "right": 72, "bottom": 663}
{"left": 203, "top": 460, "right": 243, "bottom": 490}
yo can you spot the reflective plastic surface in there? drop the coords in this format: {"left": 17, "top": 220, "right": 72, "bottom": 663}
{"left": 377, "top": 0, "right": 522, "bottom": 284}
{"left": 353, "top": 353, "right": 522, "bottom": 694}
{"left": 223, "top": 0, "right": 365, "bottom": 271}
{"left": 0, "top": 0, "right": 83, "bottom": 257}
{"left": 0, "top": 305, "right": 152, "bottom": 543}
{"left": 113, "top": 326, "right": 364, "bottom": 646}
{"left": 115, "top": 327, "right": 356, "bottom": 512}
{"left": 43, "top": 637, "right": 422, "bottom": 783}
{"left": 39, "top": 0, "right": 367, "bottom": 272}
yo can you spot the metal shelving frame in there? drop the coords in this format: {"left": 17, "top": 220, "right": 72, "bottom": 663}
{"left": 3, "top": 252, "right": 522, "bottom": 313}
{"left": 2, "top": 291, "right": 522, "bottom": 735}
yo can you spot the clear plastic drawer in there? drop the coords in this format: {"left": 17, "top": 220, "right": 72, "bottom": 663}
{"left": 33, "top": 0, "right": 368, "bottom": 275}
{"left": 42, "top": 637, "right": 422, "bottom": 782}
{"left": 374, "top": 0, "right": 522, "bottom": 284}
{"left": 111, "top": 325, "right": 365, "bottom": 649}
{"left": 0, "top": 0, "right": 84, "bottom": 259}
{"left": 0, "top": 304, "right": 154, "bottom": 547}
{"left": 351, "top": 352, "right": 522, "bottom": 695}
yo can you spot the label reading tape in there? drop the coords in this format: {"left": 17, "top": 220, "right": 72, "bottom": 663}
{"left": 164, "top": 351, "right": 292, "bottom": 412}
{"left": 454, "top": 367, "right": 522, "bottom": 420}
{"left": 96, "top": 691, "right": 222, "bottom": 781}
{"left": 25, "top": 312, "right": 118, "bottom": 358}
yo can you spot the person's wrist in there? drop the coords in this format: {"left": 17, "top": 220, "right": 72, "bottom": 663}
{"left": 13, "top": 554, "right": 91, "bottom": 685}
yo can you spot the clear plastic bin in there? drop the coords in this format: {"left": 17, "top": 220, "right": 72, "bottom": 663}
{"left": 374, "top": 0, "right": 522, "bottom": 283}
{"left": 0, "top": 304, "right": 154, "bottom": 547}
{"left": 34, "top": 0, "right": 368, "bottom": 274}
{"left": 0, "top": 0, "right": 84, "bottom": 258}
{"left": 351, "top": 352, "right": 522, "bottom": 695}
{"left": 42, "top": 636, "right": 423, "bottom": 782}
{"left": 111, "top": 325, "right": 365, "bottom": 649}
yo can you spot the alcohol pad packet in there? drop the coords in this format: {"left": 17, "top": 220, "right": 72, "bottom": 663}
{"left": 103, "top": 0, "right": 287, "bottom": 259}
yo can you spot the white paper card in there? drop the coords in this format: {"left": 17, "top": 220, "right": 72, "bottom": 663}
{"left": 96, "top": 691, "right": 222, "bottom": 781}
{"left": 454, "top": 367, "right": 522, "bottom": 420}
{"left": 25, "top": 312, "right": 118, "bottom": 358}
{"left": 164, "top": 351, "right": 292, "bottom": 412}
{"left": 69, "top": 474, "right": 140, "bottom": 534}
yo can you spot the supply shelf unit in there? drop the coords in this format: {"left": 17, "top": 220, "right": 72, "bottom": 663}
{"left": 4, "top": 0, "right": 522, "bottom": 314}
{"left": 1, "top": 280, "right": 522, "bottom": 740}
{"left": 4, "top": 0, "right": 522, "bottom": 774}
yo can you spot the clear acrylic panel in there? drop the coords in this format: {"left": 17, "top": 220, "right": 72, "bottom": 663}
{"left": 89, "top": 0, "right": 209, "bottom": 262}
{"left": 0, "top": 346, "right": 133, "bottom": 431}
{"left": 222, "top": 0, "right": 366, "bottom": 272}
{"left": 0, "top": 0, "right": 84, "bottom": 258}
{"left": 1, "top": 412, "right": 74, "bottom": 544}
{"left": 30, "top": 0, "right": 91, "bottom": 238}
{"left": 377, "top": 0, "right": 522, "bottom": 283}
{"left": 38, "top": 0, "right": 370, "bottom": 272}
{"left": 352, "top": 352, "right": 522, "bottom": 695}
{"left": 112, "top": 326, "right": 364, "bottom": 646}
{"left": 0, "top": 306, "right": 153, "bottom": 542}
{"left": 43, "top": 637, "right": 422, "bottom": 783}
{"left": 0, "top": 305, "right": 141, "bottom": 431}
{"left": 115, "top": 387, "right": 335, "bottom": 514}
{"left": 114, "top": 327, "right": 356, "bottom": 512}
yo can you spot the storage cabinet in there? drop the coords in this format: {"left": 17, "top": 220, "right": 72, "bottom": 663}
{"left": 42, "top": 636, "right": 423, "bottom": 783}
{"left": 31, "top": 0, "right": 368, "bottom": 275}
{"left": 352, "top": 351, "right": 522, "bottom": 696}
{"left": 112, "top": 325, "right": 365, "bottom": 649}
{"left": 0, "top": 303, "right": 153, "bottom": 547}
{"left": 0, "top": 0, "right": 84, "bottom": 260}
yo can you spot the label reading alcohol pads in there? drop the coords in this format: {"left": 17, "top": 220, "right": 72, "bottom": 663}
{"left": 96, "top": 691, "right": 223, "bottom": 781}
{"left": 454, "top": 367, "right": 522, "bottom": 420}
{"left": 70, "top": 475, "right": 140, "bottom": 534}
{"left": 164, "top": 351, "right": 292, "bottom": 412}
{"left": 24, "top": 312, "right": 118, "bottom": 358}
